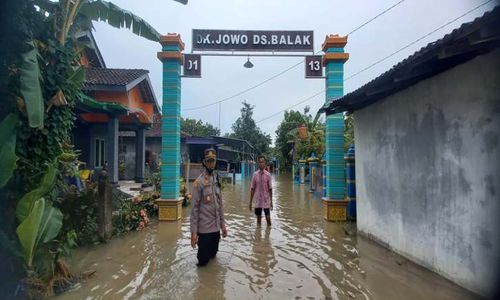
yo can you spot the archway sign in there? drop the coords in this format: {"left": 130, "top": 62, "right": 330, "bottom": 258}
{"left": 155, "top": 30, "right": 349, "bottom": 222}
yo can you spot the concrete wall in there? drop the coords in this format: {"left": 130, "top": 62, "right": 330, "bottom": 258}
{"left": 354, "top": 49, "right": 500, "bottom": 297}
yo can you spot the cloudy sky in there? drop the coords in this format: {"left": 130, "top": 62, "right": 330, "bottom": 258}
{"left": 92, "top": 0, "right": 496, "bottom": 142}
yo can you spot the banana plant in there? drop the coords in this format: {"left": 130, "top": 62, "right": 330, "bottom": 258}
{"left": 285, "top": 108, "right": 325, "bottom": 160}
{"left": 16, "top": 198, "right": 63, "bottom": 268}
{"left": 19, "top": 0, "right": 187, "bottom": 128}
{"left": 14, "top": 163, "right": 63, "bottom": 269}
{"left": 37, "top": 0, "right": 188, "bottom": 45}
{"left": 16, "top": 164, "right": 57, "bottom": 222}
{"left": 19, "top": 42, "right": 44, "bottom": 129}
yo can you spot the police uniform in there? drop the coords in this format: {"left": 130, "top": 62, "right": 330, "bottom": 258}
{"left": 190, "top": 148, "right": 226, "bottom": 266}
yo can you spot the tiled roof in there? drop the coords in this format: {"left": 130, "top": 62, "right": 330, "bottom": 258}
{"left": 321, "top": 6, "right": 500, "bottom": 114}
{"left": 83, "top": 68, "right": 148, "bottom": 88}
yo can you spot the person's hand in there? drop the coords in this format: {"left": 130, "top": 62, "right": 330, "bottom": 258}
{"left": 248, "top": 202, "right": 252, "bottom": 211}
{"left": 191, "top": 233, "right": 198, "bottom": 248}
{"left": 222, "top": 227, "right": 228, "bottom": 238}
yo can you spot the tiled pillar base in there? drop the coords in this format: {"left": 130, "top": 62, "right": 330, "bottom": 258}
{"left": 156, "top": 198, "right": 183, "bottom": 221}
{"left": 322, "top": 198, "right": 349, "bottom": 222}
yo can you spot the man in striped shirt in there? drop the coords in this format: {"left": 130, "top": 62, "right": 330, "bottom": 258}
{"left": 249, "top": 155, "right": 273, "bottom": 226}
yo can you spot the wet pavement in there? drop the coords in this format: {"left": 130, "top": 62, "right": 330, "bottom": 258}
{"left": 55, "top": 173, "right": 480, "bottom": 300}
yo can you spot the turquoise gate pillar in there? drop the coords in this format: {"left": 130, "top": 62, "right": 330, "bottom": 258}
{"left": 299, "top": 157, "right": 306, "bottom": 185}
{"left": 308, "top": 153, "right": 319, "bottom": 193}
{"left": 322, "top": 155, "right": 327, "bottom": 198}
{"left": 156, "top": 34, "right": 184, "bottom": 221}
{"left": 322, "top": 34, "right": 349, "bottom": 221}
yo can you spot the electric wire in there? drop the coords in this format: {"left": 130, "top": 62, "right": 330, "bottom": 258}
{"left": 255, "top": 0, "right": 493, "bottom": 124}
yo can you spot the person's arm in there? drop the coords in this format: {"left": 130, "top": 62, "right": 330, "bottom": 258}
{"left": 190, "top": 181, "right": 201, "bottom": 248}
{"left": 268, "top": 174, "right": 273, "bottom": 210}
{"left": 249, "top": 175, "right": 255, "bottom": 211}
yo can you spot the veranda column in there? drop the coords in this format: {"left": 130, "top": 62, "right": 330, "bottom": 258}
{"left": 156, "top": 34, "right": 184, "bottom": 221}
{"left": 135, "top": 127, "right": 145, "bottom": 183}
{"left": 107, "top": 117, "right": 119, "bottom": 184}
{"left": 322, "top": 34, "right": 349, "bottom": 221}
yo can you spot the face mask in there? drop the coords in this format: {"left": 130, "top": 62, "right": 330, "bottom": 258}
{"left": 203, "top": 160, "right": 215, "bottom": 174}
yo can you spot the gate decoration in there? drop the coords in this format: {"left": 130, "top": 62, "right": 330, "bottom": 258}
{"left": 156, "top": 31, "right": 348, "bottom": 221}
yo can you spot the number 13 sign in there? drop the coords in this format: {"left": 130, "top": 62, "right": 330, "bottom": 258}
{"left": 305, "top": 55, "right": 323, "bottom": 78}
{"left": 183, "top": 54, "right": 201, "bottom": 77}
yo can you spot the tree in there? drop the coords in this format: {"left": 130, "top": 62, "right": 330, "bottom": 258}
{"left": 229, "top": 102, "right": 271, "bottom": 156}
{"left": 274, "top": 110, "right": 303, "bottom": 169}
{"left": 181, "top": 117, "right": 220, "bottom": 136}
{"left": 344, "top": 114, "right": 354, "bottom": 151}
{"left": 274, "top": 106, "right": 325, "bottom": 169}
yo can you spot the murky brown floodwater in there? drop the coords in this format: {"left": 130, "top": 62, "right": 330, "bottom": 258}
{"left": 55, "top": 173, "right": 480, "bottom": 300}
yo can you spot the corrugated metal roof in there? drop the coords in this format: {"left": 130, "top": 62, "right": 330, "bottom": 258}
{"left": 321, "top": 6, "right": 500, "bottom": 115}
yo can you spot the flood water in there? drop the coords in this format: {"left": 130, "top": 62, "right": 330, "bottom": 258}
{"left": 56, "top": 173, "right": 480, "bottom": 300}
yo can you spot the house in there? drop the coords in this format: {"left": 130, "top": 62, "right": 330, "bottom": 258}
{"left": 73, "top": 31, "right": 160, "bottom": 184}
{"left": 182, "top": 135, "right": 256, "bottom": 182}
{"left": 321, "top": 7, "right": 500, "bottom": 297}
{"left": 117, "top": 113, "right": 192, "bottom": 180}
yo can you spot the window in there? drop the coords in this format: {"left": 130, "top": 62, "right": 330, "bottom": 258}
{"left": 95, "top": 138, "right": 106, "bottom": 167}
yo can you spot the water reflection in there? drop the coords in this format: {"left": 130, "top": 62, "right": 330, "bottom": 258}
{"left": 55, "top": 173, "right": 480, "bottom": 300}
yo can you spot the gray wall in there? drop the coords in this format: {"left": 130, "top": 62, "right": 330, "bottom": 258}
{"left": 354, "top": 49, "right": 500, "bottom": 297}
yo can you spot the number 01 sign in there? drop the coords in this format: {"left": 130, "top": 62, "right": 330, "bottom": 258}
{"left": 183, "top": 54, "right": 201, "bottom": 77}
{"left": 305, "top": 55, "right": 323, "bottom": 78}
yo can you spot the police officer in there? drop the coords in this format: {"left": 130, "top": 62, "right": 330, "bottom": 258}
{"left": 190, "top": 148, "right": 228, "bottom": 266}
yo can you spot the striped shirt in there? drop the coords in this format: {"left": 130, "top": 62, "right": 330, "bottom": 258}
{"left": 251, "top": 170, "right": 272, "bottom": 208}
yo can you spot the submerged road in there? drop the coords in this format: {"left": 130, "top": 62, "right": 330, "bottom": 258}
{"left": 56, "top": 173, "right": 479, "bottom": 300}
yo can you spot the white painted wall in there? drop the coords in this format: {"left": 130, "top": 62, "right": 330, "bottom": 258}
{"left": 354, "top": 49, "right": 500, "bottom": 297}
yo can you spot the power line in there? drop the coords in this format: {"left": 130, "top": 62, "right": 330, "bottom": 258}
{"left": 182, "top": 0, "right": 407, "bottom": 111}
{"left": 256, "top": 0, "right": 492, "bottom": 124}
{"left": 256, "top": 90, "right": 325, "bottom": 124}
{"left": 348, "top": 0, "right": 407, "bottom": 35}
{"left": 345, "top": 0, "right": 493, "bottom": 81}
{"left": 182, "top": 60, "right": 305, "bottom": 111}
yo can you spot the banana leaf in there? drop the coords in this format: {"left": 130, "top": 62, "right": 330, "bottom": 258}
{"left": 67, "top": 65, "right": 86, "bottom": 88}
{"left": 0, "top": 114, "right": 18, "bottom": 188}
{"left": 80, "top": 0, "right": 162, "bottom": 42}
{"left": 20, "top": 41, "right": 44, "bottom": 128}
{"left": 16, "top": 198, "right": 63, "bottom": 267}
{"left": 16, "top": 164, "right": 57, "bottom": 222}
